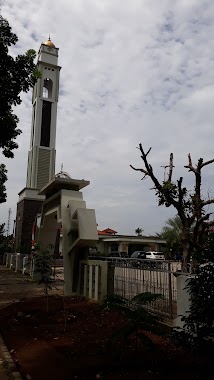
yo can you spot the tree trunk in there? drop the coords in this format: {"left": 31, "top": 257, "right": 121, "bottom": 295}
{"left": 182, "top": 244, "right": 189, "bottom": 270}
{"left": 182, "top": 226, "right": 190, "bottom": 271}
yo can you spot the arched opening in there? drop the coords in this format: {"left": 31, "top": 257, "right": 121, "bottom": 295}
{"left": 42, "top": 78, "right": 53, "bottom": 98}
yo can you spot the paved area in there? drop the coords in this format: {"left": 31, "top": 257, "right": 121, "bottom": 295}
{"left": 0, "top": 265, "right": 64, "bottom": 379}
{"left": 0, "top": 265, "right": 64, "bottom": 310}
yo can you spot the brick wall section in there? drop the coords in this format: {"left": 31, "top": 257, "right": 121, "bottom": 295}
{"left": 15, "top": 199, "right": 44, "bottom": 252}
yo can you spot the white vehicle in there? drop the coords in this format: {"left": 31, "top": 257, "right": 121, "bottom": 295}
{"left": 145, "top": 251, "right": 165, "bottom": 260}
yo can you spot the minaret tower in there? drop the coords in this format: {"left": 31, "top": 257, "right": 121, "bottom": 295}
{"left": 15, "top": 37, "right": 61, "bottom": 251}
{"left": 27, "top": 37, "right": 61, "bottom": 190}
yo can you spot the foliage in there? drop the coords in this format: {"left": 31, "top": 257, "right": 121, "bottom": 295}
{"left": 0, "top": 223, "right": 6, "bottom": 256}
{"left": 0, "top": 14, "right": 37, "bottom": 158}
{"left": 173, "top": 260, "right": 214, "bottom": 350}
{"left": 194, "top": 231, "right": 214, "bottom": 262}
{"left": 158, "top": 215, "right": 183, "bottom": 254}
{"left": 131, "top": 144, "right": 214, "bottom": 265}
{"left": 0, "top": 224, "right": 13, "bottom": 259}
{"left": 0, "top": 164, "right": 7, "bottom": 203}
{"left": 135, "top": 227, "right": 143, "bottom": 236}
{"left": 183, "top": 262, "right": 214, "bottom": 340}
{"left": 102, "top": 292, "right": 162, "bottom": 352}
{"left": 34, "top": 250, "right": 53, "bottom": 311}
{"left": 0, "top": 14, "right": 38, "bottom": 200}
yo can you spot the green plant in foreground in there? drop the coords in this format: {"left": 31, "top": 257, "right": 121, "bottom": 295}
{"left": 172, "top": 262, "right": 214, "bottom": 351}
{"left": 34, "top": 249, "right": 53, "bottom": 312}
{"left": 102, "top": 292, "right": 162, "bottom": 352}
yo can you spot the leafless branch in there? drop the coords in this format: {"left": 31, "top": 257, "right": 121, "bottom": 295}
{"left": 141, "top": 174, "right": 148, "bottom": 180}
{"left": 145, "top": 147, "right": 152, "bottom": 157}
{"left": 130, "top": 165, "right": 148, "bottom": 176}
{"left": 131, "top": 144, "right": 179, "bottom": 209}
{"left": 201, "top": 198, "right": 214, "bottom": 207}
{"left": 184, "top": 153, "right": 196, "bottom": 173}
{"left": 177, "top": 177, "right": 183, "bottom": 206}
{"left": 168, "top": 153, "right": 174, "bottom": 182}
{"left": 131, "top": 143, "right": 214, "bottom": 262}
{"left": 201, "top": 158, "right": 214, "bottom": 168}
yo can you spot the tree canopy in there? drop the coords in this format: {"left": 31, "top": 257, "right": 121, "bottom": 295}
{"left": 131, "top": 144, "right": 214, "bottom": 265}
{"left": 135, "top": 227, "right": 143, "bottom": 236}
{"left": 0, "top": 14, "right": 37, "bottom": 158}
{"left": 0, "top": 223, "right": 13, "bottom": 256}
{"left": 0, "top": 164, "right": 7, "bottom": 203}
{"left": 158, "top": 215, "right": 183, "bottom": 255}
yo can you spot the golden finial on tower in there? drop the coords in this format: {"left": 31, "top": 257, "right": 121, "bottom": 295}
{"left": 43, "top": 35, "right": 55, "bottom": 48}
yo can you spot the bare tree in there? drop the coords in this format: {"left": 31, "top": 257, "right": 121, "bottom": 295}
{"left": 130, "top": 143, "right": 214, "bottom": 266}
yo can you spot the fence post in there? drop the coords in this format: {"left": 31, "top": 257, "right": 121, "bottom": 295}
{"left": 83, "top": 264, "right": 88, "bottom": 297}
{"left": 168, "top": 261, "right": 173, "bottom": 319}
{"left": 99, "top": 261, "right": 115, "bottom": 300}
{"left": 107, "top": 262, "right": 115, "bottom": 296}
{"left": 174, "top": 274, "right": 191, "bottom": 329}
{"left": 94, "top": 265, "right": 99, "bottom": 301}
{"left": 89, "top": 265, "right": 93, "bottom": 298}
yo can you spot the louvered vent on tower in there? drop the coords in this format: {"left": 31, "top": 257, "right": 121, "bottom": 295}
{"left": 37, "top": 148, "right": 51, "bottom": 190}
{"left": 26, "top": 151, "right": 32, "bottom": 187}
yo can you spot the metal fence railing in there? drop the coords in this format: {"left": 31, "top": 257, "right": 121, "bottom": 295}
{"left": 51, "top": 259, "right": 64, "bottom": 280}
{"left": 107, "top": 258, "right": 180, "bottom": 319}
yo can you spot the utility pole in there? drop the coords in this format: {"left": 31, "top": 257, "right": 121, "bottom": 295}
{"left": 6, "top": 208, "right": 12, "bottom": 236}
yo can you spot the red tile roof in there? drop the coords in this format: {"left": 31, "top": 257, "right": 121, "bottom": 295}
{"left": 98, "top": 228, "right": 118, "bottom": 235}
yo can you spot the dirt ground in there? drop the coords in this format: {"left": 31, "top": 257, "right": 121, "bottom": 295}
{"left": 0, "top": 295, "right": 214, "bottom": 380}
{"left": 0, "top": 266, "right": 214, "bottom": 380}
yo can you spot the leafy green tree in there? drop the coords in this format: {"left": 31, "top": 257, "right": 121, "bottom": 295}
{"left": 172, "top": 261, "right": 214, "bottom": 350}
{"left": 159, "top": 215, "right": 183, "bottom": 254}
{"left": 0, "top": 14, "right": 38, "bottom": 199}
{"left": 131, "top": 144, "right": 214, "bottom": 266}
{"left": 0, "top": 223, "right": 6, "bottom": 258}
{"left": 34, "top": 250, "right": 53, "bottom": 312}
{"left": 0, "top": 164, "right": 7, "bottom": 203}
{"left": 135, "top": 227, "right": 143, "bottom": 236}
{"left": 0, "top": 14, "right": 37, "bottom": 158}
{"left": 0, "top": 224, "right": 13, "bottom": 262}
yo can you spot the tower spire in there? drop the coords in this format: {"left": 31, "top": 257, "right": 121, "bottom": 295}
{"left": 26, "top": 39, "right": 60, "bottom": 189}
{"left": 15, "top": 39, "right": 61, "bottom": 252}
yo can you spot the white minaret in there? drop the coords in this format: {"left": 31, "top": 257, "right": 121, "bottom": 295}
{"left": 26, "top": 37, "right": 61, "bottom": 190}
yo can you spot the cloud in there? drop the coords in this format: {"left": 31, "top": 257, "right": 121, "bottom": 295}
{"left": 1, "top": 0, "right": 214, "bottom": 235}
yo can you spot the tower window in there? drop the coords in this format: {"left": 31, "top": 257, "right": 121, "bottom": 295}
{"left": 40, "top": 100, "right": 52, "bottom": 147}
{"left": 42, "top": 78, "right": 53, "bottom": 99}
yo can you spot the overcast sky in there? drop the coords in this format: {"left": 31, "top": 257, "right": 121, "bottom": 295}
{"left": 1, "top": 0, "right": 214, "bottom": 236}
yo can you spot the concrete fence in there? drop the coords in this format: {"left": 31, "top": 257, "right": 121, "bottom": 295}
{"left": 4, "top": 252, "right": 64, "bottom": 281}
{"left": 2, "top": 252, "right": 193, "bottom": 329}
{"left": 10, "top": 254, "right": 17, "bottom": 270}
{"left": 5, "top": 252, "right": 12, "bottom": 267}
{"left": 78, "top": 260, "right": 114, "bottom": 301}
{"left": 15, "top": 254, "right": 25, "bottom": 272}
{"left": 4, "top": 252, "right": 31, "bottom": 276}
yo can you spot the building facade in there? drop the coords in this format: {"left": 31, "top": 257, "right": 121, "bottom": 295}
{"left": 15, "top": 37, "right": 61, "bottom": 251}
{"left": 96, "top": 228, "right": 166, "bottom": 256}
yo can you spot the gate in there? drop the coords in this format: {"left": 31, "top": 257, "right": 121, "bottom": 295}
{"left": 110, "top": 258, "right": 178, "bottom": 319}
